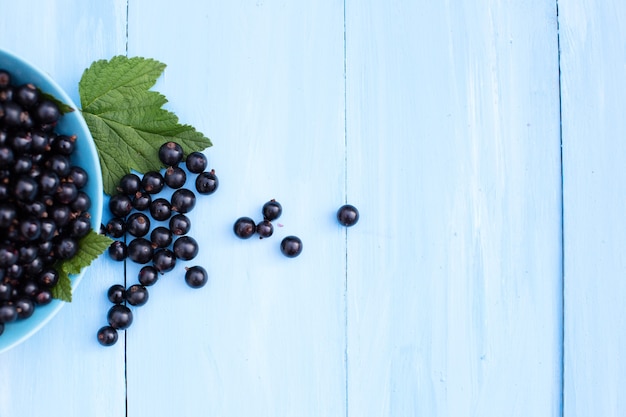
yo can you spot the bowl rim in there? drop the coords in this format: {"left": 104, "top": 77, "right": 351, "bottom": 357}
{"left": 0, "top": 48, "right": 104, "bottom": 354}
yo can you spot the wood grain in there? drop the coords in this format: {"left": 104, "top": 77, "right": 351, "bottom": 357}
{"left": 125, "top": 1, "right": 346, "bottom": 416}
{"left": 345, "top": 1, "right": 563, "bottom": 415}
{"left": 560, "top": 1, "right": 626, "bottom": 416}
{"left": 1, "top": 1, "right": 625, "bottom": 416}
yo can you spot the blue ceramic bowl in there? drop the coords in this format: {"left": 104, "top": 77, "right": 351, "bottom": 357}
{"left": 0, "top": 49, "right": 103, "bottom": 353}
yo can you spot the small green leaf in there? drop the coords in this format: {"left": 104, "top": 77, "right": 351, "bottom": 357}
{"left": 52, "top": 230, "right": 113, "bottom": 302}
{"left": 78, "top": 56, "right": 212, "bottom": 195}
{"left": 51, "top": 270, "right": 72, "bottom": 302}
{"left": 38, "top": 91, "right": 74, "bottom": 114}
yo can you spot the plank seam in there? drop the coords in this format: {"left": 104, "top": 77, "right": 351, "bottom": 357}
{"left": 555, "top": 0, "right": 565, "bottom": 416}
{"left": 343, "top": 1, "right": 349, "bottom": 417}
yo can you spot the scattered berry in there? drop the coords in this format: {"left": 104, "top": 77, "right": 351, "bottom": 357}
{"left": 337, "top": 204, "right": 359, "bottom": 227}
{"left": 97, "top": 325, "right": 118, "bottom": 346}
{"left": 234, "top": 217, "right": 256, "bottom": 239}
{"left": 262, "top": 199, "right": 282, "bottom": 221}
{"left": 280, "top": 236, "right": 303, "bottom": 258}
{"left": 107, "top": 304, "right": 133, "bottom": 330}
{"left": 184, "top": 266, "right": 208, "bottom": 288}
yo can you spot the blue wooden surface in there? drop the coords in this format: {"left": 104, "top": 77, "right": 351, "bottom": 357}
{"left": 0, "top": 1, "right": 622, "bottom": 416}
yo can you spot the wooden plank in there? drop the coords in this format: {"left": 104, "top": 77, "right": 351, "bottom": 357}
{"left": 0, "top": 2, "right": 127, "bottom": 417}
{"left": 345, "top": 1, "right": 563, "bottom": 415}
{"left": 125, "top": 1, "right": 346, "bottom": 416}
{"left": 560, "top": 1, "right": 626, "bottom": 416}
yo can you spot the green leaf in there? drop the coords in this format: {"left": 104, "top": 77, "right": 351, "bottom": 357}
{"left": 52, "top": 230, "right": 113, "bottom": 302}
{"left": 51, "top": 270, "right": 73, "bottom": 302}
{"left": 78, "top": 56, "right": 212, "bottom": 195}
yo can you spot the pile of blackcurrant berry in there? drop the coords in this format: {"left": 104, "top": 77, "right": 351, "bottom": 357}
{"left": 96, "top": 141, "right": 217, "bottom": 346}
{"left": 0, "top": 69, "right": 93, "bottom": 336}
{"left": 233, "top": 199, "right": 303, "bottom": 258}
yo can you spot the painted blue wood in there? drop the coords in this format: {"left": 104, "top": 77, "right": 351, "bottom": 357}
{"left": 560, "top": 1, "right": 626, "bottom": 416}
{"left": 2, "top": 1, "right": 625, "bottom": 416}
{"left": 0, "top": 2, "right": 127, "bottom": 417}
{"left": 345, "top": 1, "right": 563, "bottom": 416}
{"left": 124, "top": 1, "right": 347, "bottom": 416}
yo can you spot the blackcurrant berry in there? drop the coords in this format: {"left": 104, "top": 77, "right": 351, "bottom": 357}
{"left": 150, "top": 226, "right": 173, "bottom": 248}
{"left": 158, "top": 141, "right": 184, "bottom": 166}
{"left": 45, "top": 154, "right": 70, "bottom": 176}
{"left": 97, "top": 325, "right": 118, "bottom": 346}
{"left": 70, "top": 191, "right": 91, "bottom": 213}
{"left": 54, "top": 181, "right": 78, "bottom": 204}
{"left": 149, "top": 198, "right": 172, "bottom": 221}
{"left": 125, "top": 284, "right": 149, "bottom": 306}
{"left": 37, "top": 268, "right": 59, "bottom": 288}
{"left": 153, "top": 248, "right": 176, "bottom": 273}
{"left": 107, "top": 284, "right": 126, "bottom": 304}
{"left": 69, "top": 213, "right": 92, "bottom": 238}
{"left": 141, "top": 171, "right": 165, "bottom": 194}
{"left": 54, "top": 236, "right": 78, "bottom": 259}
{"left": 68, "top": 166, "right": 89, "bottom": 189}
{"left": 262, "top": 199, "right": 282, "bottom": 221}
{"left": 15, "top": 297, "right": 35, "bottom": 319}
{"left": 108, "top": 240, "right": 127, "bottom": 261}
{"left": 107, "top": 304, "right": 133, "bottom": 330}
{"left": 109, "top": 193, "right": 133, "bottom": 218}
{"left": 233, "top": 217, "right": 256, "bottom": 239}
{"left": 138, "top": 265, "right": 159, "bottom": 286}
{"left": 256, "top": 220, "right": 273, "bottom": 238}
{"left": 169, "top": 213, "right": 191, "bottom": 236}
{"left": 280, "top": 236, "right": 303, "bottom": 258}
{"left": 164, "top": 165, "right": 187, "bottom": 189}
{"left": 131, "top": 190, "right": 151, "bottom": 211}
{"left": 184, "top": 266, "right": 208, "bottom": 289}
{"left": 195, "top": 170, "right": 218, "bottom": 195}
{"left": 0, "top": 304, "right": 18, "bottom": 323}
{"left": 35, "top": 99, "right": 60, "bottom": 125}
{"left": 105, "top": 217, "right": 126, "bottom": 238}
{"left": 171, "top": 188, "right": 196, "bottom": 213}
{"left": 337, "top": 204, "right": 359, "bottom": 227}
{"left": 51, "top": 134, "right": 76, "bottom": 155}
{"left": 117, "top": 173, "right": 141, "bottom": 195}
{"left": 185, "top": 152, "right": 207, "bottom": 173}
{"left": 173, "top": 236, "right": 199, "bottom": 261}
{"left": 127, "top": 237, "right": 154, "bottom": 264}
{"left": 126, "top": 212, "right": 151, "bottom": 237}
{"left": 15, "top": 84, "right": 40, "bottom": 108}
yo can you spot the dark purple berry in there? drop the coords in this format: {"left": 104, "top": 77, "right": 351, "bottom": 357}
{"left": 138, "top": 265, "right": 159, "bottom": 286}
{"left": 125, "top": 284, "right": 149, "bottom": 306}
{"left": 158, "top": 141, "right": 184, "bottom": 166}
{"left": 153, "top": 248, "right": 176, "bottom": 273}
{"left": 108, "top": 240, "right": 127, "bottom": 261}
{"left": 184, "top": 266, "right": 208, "bottom": 289}
{"left": 262, "top": 199, "right": 282, "bottom": 221}
{"left": 164, "top": 165, "right": 187, "bottom": 189}
{"left": 195, "top": 170, "right": 218, "bottom": 195}
{"left": 127, "top": 237, "right": 154, "bottom": 264}
{"left": 126, "top": 212, "right": 151, "bottom": 237}
{"left": 185, "top": 152, "right": 207, "bottom": 173}
{"left": 173, "top": 236, "right": 199, "bottom": 261}
{"left": 234, "top": 217, "right": 255, "bottom": 239}
{"left": 141, "top": 171, "right": 165, "bottom": 194}
{"left": 107, "top": 284, "right": 126, "bottom": 304}
{"left": 149, "top": 198, "right": 172, "bottom": 221}
{"left": 150, "top": 226, "right": 173, "bottom": 248}
{"left": 337, "top": 204, "right": 359, "bottom": 227}
{"left": 171, "top": 188, "right": 196, "bottom": 213}
{"left": 97, "top": 326, "right": 118, "bottom": 346}
{"left": 256, "top": 220, "right": 273, "bottom": 238}
{"left": 107, "top": 304, "right": 133, "bottom": 330}
{"left": 169, "top": 213, "right": 191, "bottom": 236}
{"left": 280, "top": 236, "right": 303, "bottom": 258}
